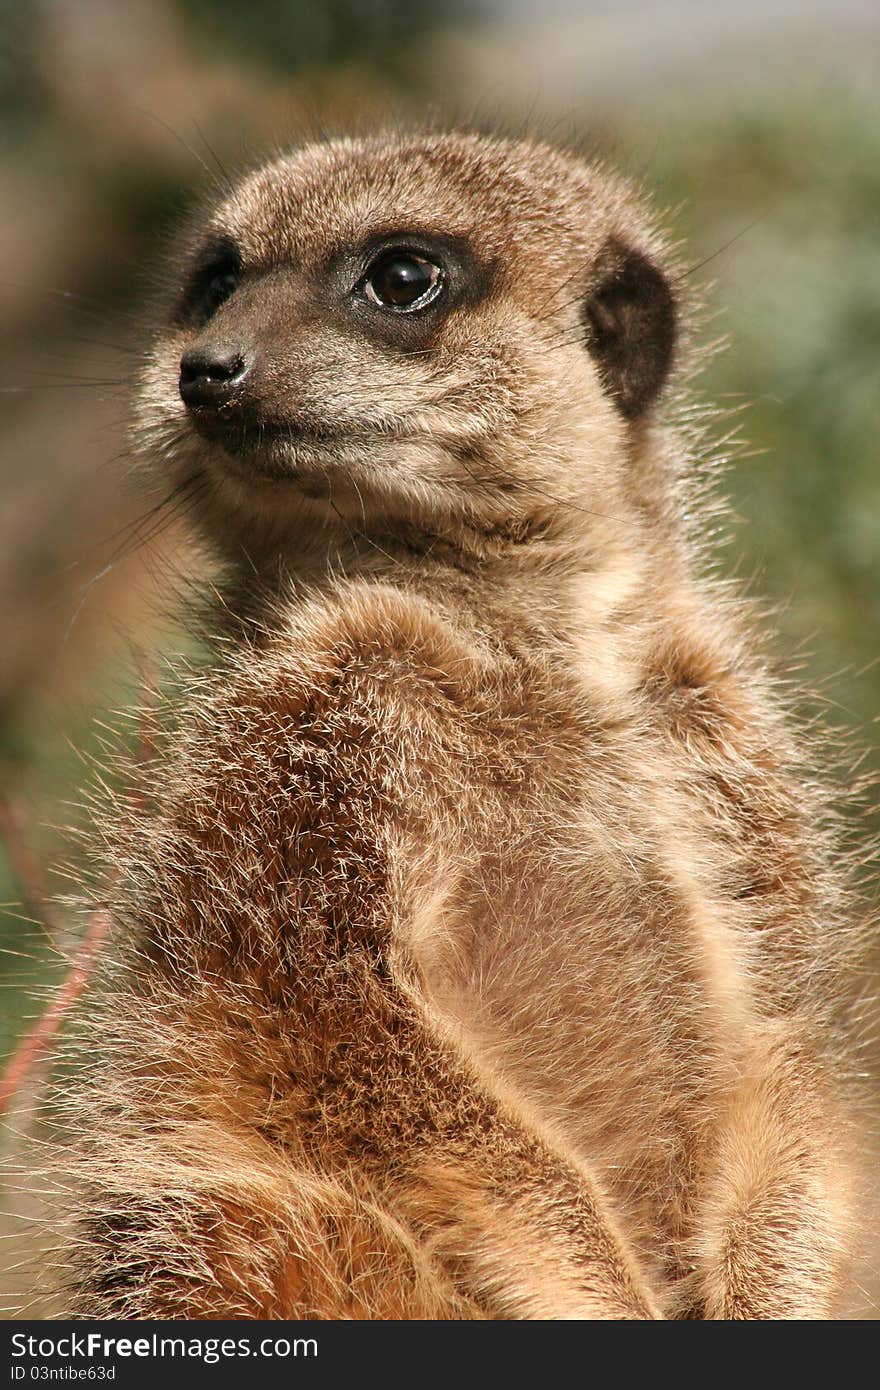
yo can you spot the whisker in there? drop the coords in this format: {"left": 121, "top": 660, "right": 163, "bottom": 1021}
{"left": 61, "top": 475, "right": 211, "bottom": 646}
{"left": 192, "top": 119, "right": 236, "bottom": 194}
{"left": 11, "top": 369, "right": 131, "bottom": 384}
{"left": 675, "top": 217, "right": 766, "bottom": 281}
{"left": 132, "top": 107, "right": 230, "bottom": 196}
{"left": 0, "top": 382, "right": 128, "bottom": 393}
{"left": 49, "top": 335, "right": 142, "bottom": 358}
{"left": 0, "top": 282, "right": 144, "bottom": 327}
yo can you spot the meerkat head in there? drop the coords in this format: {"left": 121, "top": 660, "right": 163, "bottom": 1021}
{"left": 135, "top": 131, "right": 680, "bottom": 570}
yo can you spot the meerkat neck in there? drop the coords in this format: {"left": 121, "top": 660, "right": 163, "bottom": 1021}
{"left": 207, "top": 507, "right": 655, "bottom": 679}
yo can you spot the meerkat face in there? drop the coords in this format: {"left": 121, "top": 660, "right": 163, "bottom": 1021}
{"left": 135, "top": 132, "right": 678, "bottom": 558}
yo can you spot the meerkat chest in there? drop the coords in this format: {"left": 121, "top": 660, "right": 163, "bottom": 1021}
{"left": 410, "top": 696, "right": 747, "bottom": 1217}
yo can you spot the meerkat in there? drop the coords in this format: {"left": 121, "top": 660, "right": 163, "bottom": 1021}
{"left": 57, "top": 129, "right": 864, "bottom": 1319}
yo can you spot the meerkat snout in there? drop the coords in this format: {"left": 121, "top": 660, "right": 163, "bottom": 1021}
{"left": 178, "top": 343, "right": 247, "bottom": 410}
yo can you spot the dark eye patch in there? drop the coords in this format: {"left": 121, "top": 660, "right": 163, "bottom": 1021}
{"left": 176, "top": 236, "right": 243, "bottom": 327}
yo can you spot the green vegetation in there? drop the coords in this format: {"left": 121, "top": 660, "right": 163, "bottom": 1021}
{"left": 626, "top": 95, "right": 879, "bottom": 778}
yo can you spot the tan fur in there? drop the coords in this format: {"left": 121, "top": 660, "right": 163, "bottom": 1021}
{"left": 58, "top": 131, "right": 863, "bottom": 1318}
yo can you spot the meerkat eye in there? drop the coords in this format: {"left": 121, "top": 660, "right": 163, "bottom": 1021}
{"left": 179, "top": 238, "right": 242, "bottom": 325}
{"left": 200, "top": 268, "right": 240, "bottom": 319}
{"left": 361, "top": 251, "right": 443, "bottom": 312}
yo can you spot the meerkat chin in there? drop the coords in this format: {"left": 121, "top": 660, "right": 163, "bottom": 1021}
{"left": 54, "top": 130, "right": 866, "bottom": 1320}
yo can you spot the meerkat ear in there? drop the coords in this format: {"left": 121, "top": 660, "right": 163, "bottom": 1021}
{"left": 584, "top": 239, "right": 677, "bottom": 419}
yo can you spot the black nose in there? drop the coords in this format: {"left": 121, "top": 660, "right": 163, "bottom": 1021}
{"left": 179, "top": 345, "right": 247, "bottom": 409}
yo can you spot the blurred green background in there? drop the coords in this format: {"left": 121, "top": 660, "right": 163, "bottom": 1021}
{"left": 0, "top": 0, "right": 877, "bottom": 1313}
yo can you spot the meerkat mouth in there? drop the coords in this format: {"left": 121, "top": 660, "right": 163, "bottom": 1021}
{"left": 199, "top": 427, "right": 392, "bottom": 519}
{"left": 194, "top": 417, "right": 350, "bottom": 481}
{"left": 207, "top": 440, "right": 336, "bottom": 492}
